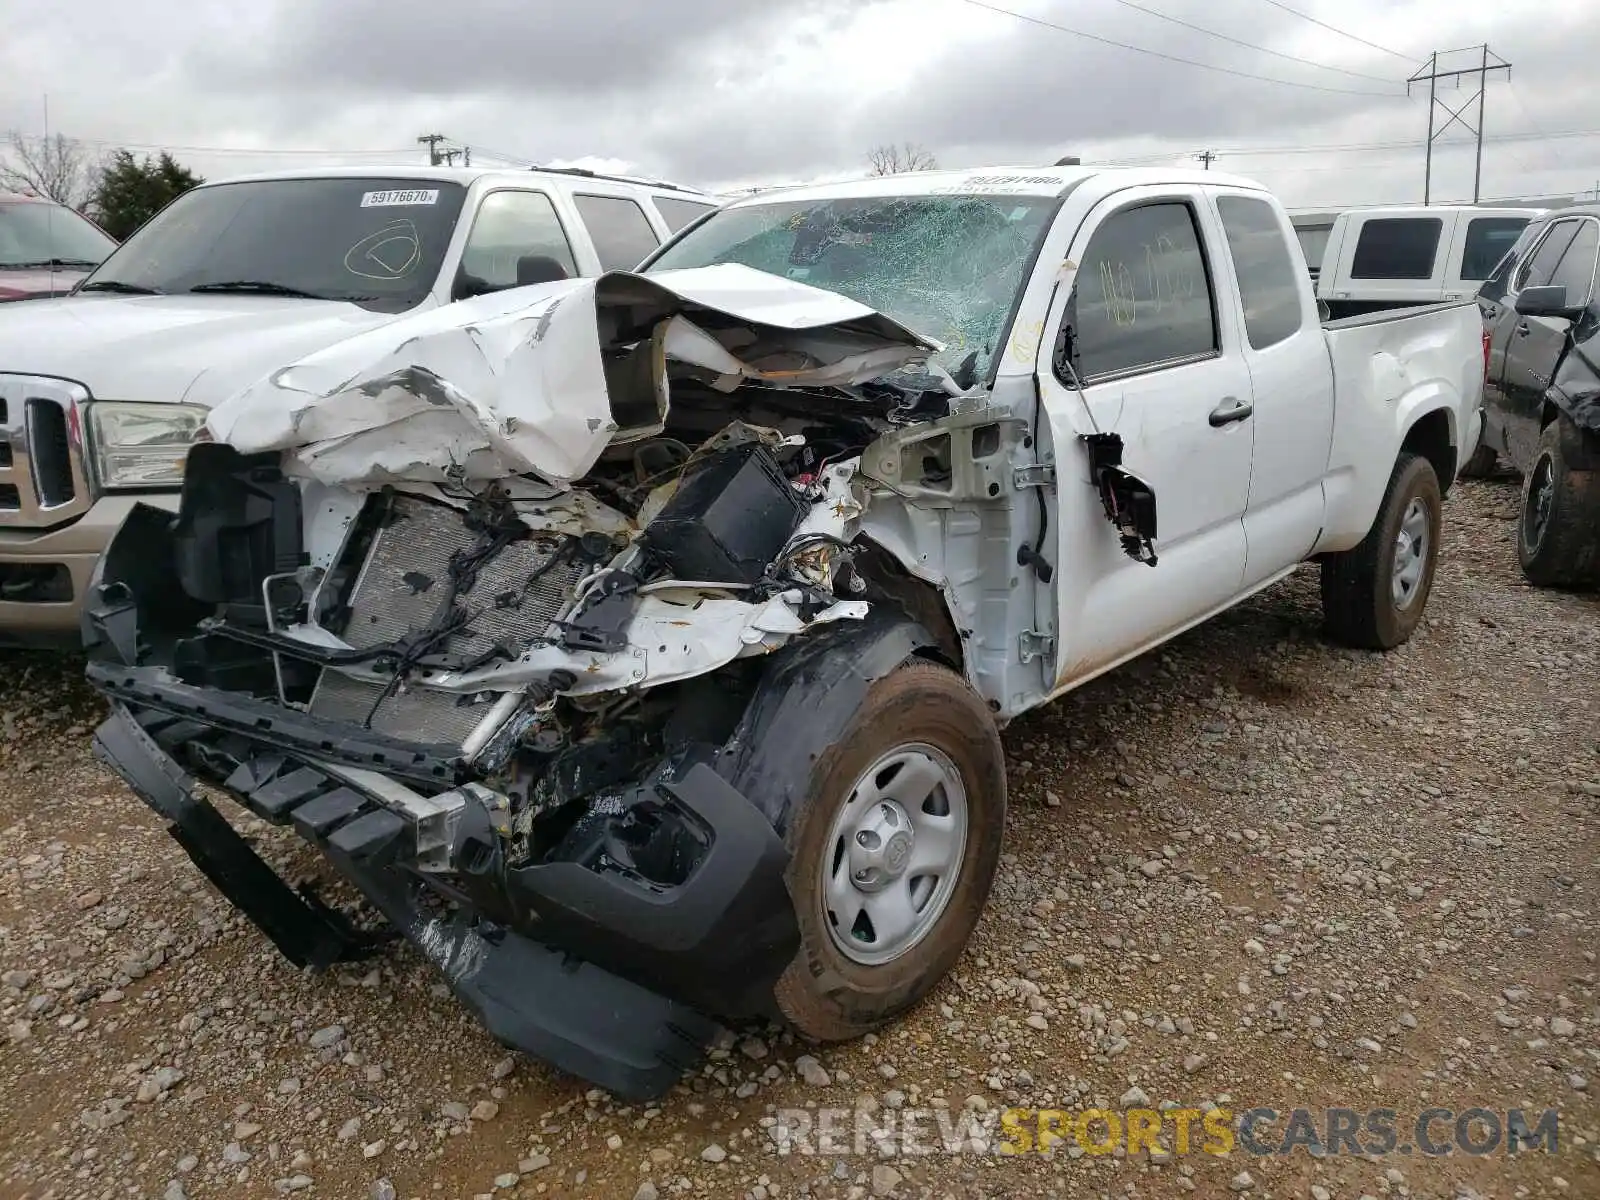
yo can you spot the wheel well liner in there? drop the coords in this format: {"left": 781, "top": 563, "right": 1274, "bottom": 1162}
{"left": 1402, "top": 408, "right": 1457, "bottom": 495}
{"left": 712, "top": 612, "right": 941, "bottom": 836}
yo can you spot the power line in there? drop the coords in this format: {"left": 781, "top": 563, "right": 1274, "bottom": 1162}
{"left": 1096, "top": 125, "right": 1600, "bottom": 167}
{"left": 1252, "top": 0, "right": 1418, "bottom": 65}
{"left": 1103, "top": 0, "right": 1400, "bottom": 85}
{"left": 955, "top": 0, "right": 1402, "bottom": 96}
{"left": 1409, "top": 44, "right": 1511, "bottom": 203}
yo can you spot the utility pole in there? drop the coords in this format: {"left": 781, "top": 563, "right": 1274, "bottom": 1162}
{"left": 416, "top": 133, "right": 446, "bottom": 166}
{"left": 1407, "top": 45, "right": 1511, "bottom": 205}
{"left": 440, "top": 148, "right": 461, "bottom": 166}
{"left": 1194, "top": 149, "right": 1217, "bottom": 170}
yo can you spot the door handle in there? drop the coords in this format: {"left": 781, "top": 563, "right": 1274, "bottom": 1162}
{"left": 1516, "top": 321, "right": 1531, "bottom": 337}
{"left": 1209, "top": 396, "right": 1254, "bottom": 427}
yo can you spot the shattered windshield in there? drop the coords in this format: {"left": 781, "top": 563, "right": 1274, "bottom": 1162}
{"left": 646, "top": 193, "right": 1060, "bottom": 384}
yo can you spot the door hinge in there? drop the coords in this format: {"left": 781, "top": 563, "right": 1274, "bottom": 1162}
{"left": 1019, "top": 630, "right": 1055, "bottom": 664}
{"left": 1014, "top": 463, "right": 1056, "bottom": 489}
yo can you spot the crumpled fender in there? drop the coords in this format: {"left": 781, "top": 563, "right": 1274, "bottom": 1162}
{"left": 713, "top": 611, "right": 941, "bottom": 834}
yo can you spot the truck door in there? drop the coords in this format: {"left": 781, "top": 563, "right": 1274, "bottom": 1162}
{"left": 1500, "top": 217, "right": 1595, "bottom": 468}
{"left": 1035, "top": 187, "right": 1253, "bottom": 682}
{"left": 1209, "top": 190, "right": 1334, "bottom": 585}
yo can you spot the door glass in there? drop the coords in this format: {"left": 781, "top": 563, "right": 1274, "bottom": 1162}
{"left": 572, "top": 194, "right": 661, "bottom": 270}
{"left": 1547, "top": 221, "right": 1599, "bottom": 304}
{"left": 1459, "top": 217, "right": 1531, "bottom": 281}
{"left": 1217, "top": 195, "right": 1304, "bottom": 350}
{"left": 1071, "top": 201, "right": 1217, "bottom": 380}
{"left": 1514, "top": 221, "right": 1580, "bottom": 291}
{"left": 458, "top": 191, "right": 577, "bottom": 292}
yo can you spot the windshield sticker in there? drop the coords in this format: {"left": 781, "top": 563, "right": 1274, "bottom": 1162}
{"left": 929, "top": 174, "right": 1064, "bottom": 196}
{"left": 344, "top": 220, "right": 422, "bottom": 280}
{"left": 360, "top": 189, "right": 440, "bottom": 208}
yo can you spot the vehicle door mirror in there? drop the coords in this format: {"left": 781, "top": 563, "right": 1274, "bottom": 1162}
{"left": 1514, "top": 284, "right": 1580, "bottom": 319}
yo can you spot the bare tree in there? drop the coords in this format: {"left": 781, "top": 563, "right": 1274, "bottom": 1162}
{"left": 0, "top": 132, "right": 99, "bottom": 208}
{"left": 867, "top": 142, "right": 938, "bottom": 176}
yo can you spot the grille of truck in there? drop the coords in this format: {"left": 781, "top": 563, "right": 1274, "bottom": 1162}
{"left": 309, "top": 493, "right": 586, "bottom": 745}
{"left": 0, "top": 375, "right": 94, "bottom": 529}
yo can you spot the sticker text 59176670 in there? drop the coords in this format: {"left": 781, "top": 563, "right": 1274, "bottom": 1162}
{"left": 360, "top": 189, "right": 440, "bottom": 208}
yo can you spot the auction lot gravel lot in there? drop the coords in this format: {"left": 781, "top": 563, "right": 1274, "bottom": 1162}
{"left": 1, "top": 476, "right": 1596, "bottom": 1200}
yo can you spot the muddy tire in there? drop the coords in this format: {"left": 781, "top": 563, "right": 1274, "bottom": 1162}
{"left": 772, "top": 661, "right": 1006, "bottom": 1042}
{"left": 1460, "top": 434, "right": 1499, "bottom": 479}
{"left": 1321, "top": 452, "right": 1442, "bottom": 650}
{"left": 1516, "top": 419, "right": 1600, "bottom": 589}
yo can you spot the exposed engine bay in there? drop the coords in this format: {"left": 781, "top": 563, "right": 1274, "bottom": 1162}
{"left": 82, "top": 266, "right": 992, "bottom": 1098}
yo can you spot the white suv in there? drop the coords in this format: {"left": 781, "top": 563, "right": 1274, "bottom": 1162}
{"left": 0, "top": 164, "right": 721, "bottom": 642}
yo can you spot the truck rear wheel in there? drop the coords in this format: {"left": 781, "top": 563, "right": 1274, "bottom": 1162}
{"left": 1320, "top": 452, "right": 1442, "bottom": 650}
{"left": 1517, "top": 418, "right": 1600, "bottom": 588}
{"left": 772, "top": 661, "right": 1006, "bottom": 1042}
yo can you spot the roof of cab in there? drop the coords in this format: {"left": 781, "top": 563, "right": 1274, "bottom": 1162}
{"left": 719, "top": 165, "right": 1271, "bottom": 207}
{"left": 190, "top": 163, "right": 716, "bottom": 198}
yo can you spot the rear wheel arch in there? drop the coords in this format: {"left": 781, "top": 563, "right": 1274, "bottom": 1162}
{"left": 1401, "top": 408, "right": 1457, "bottom": 496}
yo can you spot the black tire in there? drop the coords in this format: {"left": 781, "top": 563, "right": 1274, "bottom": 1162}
{"left": 772, "top": 660, "right": 1006, "bottom": 1042}
{"left": 1321, "top": 452, "right": 1442, "bottom": 650}
{"left": 1516, "top": 418, "right": 1600, "bottom": 589}
{"left": 1460, "top": 435, "right": 1499, "bottom": 479}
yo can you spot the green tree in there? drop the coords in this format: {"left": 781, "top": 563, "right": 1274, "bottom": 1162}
{"left": 89, "top": 150, "right": 204, "bottom": 240}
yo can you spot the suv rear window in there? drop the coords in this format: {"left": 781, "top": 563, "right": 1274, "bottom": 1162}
{"left": 1350, "top": 217, "right": 1443, "bottom": 280}
{"left": 653, "top": 196, "right": 718, "bottom": 233}
{"left": 572, "top": 194, "right": 660, "bottom": 270}
{"left": 1460, "top": 217, "right": 1530, "bottom": 281}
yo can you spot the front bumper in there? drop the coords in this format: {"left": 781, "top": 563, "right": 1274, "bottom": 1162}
{"left": 0, "top": 493, "right": 178, "bottom": 645}
{"left": 89, "top": 674, "right": 799, "bottom": 1101}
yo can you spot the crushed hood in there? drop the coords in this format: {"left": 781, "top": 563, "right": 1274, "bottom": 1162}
{"left": 204, "top": 264, "right": 940, "bottom": 488}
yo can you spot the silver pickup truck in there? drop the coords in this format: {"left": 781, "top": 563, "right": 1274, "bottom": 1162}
{"left": 0, "top": 165, "right": 719, "bottom": 642}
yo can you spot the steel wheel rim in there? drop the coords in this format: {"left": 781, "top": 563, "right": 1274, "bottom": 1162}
{"left": 820, "top": 742, "right": 969, "bottom": 967}
{"left": 1391, "top": 496, "right": 1430, "bottom": 610}
{"left": 1524, "top": 455, "right": 1556, "bottom": 552}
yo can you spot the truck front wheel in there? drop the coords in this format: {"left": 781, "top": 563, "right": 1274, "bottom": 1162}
{"left": 1320, "top": 452, "right": 1442, "bottom": 650}
{"left": 773, "top": 661, "right": 1006, "bottom": 1042}
{"left": 1517, "top": 418, "right": 1600, "bottom": 588}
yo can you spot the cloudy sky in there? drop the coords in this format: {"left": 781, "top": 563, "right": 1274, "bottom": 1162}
{"left": 2, "top": 0, "right": 1596, "bottom": 208}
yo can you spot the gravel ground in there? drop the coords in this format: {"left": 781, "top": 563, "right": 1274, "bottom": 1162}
{"left": 1, "top": 476, "right": 1596, "bottom": 1200}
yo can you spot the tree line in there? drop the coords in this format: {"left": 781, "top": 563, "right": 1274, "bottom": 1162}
{"left": 1, "top": 132, "right": 202, "bottom": 240}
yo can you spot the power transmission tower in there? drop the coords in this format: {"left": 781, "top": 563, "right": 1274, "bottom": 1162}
{"left": 1407, "top": 45, "right": 1511, "bottom": 205}
{"left": 1194, "top": 149, "right": 1218, "bottom": 170}
{"left": 416, "top": 133, "right": 447, "bottom": 166}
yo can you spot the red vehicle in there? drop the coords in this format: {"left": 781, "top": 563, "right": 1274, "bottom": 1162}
{"left": 0, "top": 194, "right": 118, "bottom": 301}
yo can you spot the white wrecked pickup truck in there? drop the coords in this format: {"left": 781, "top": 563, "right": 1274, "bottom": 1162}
{"left": 82, "top": 166, "right": 1485, "bottom": 1099}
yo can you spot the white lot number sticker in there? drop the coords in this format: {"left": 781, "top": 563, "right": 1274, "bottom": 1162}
{"left": 360, "top": 189, "right": 440, "bottom": 208}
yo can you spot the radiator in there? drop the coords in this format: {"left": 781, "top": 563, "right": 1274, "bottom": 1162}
{"left": 309, "top": 494, "right": 587, "bottom": 745}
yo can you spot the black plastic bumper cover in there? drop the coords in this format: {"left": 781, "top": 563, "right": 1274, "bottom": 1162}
{"left": 92, "top": 702, "right": 729, "bottom": 1100}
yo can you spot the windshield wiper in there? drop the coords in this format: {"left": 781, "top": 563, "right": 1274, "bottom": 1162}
{"left": 1, "top": 258, "right": 102, "bottom": 270}
{"left": 77, "top": 280, "right": 164, "bottom": 295}
{"left": 188, "top": 280, "right": 326, "bottom": 298}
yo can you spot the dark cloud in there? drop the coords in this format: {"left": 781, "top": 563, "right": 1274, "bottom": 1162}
{"left": 2, "top": 0, "right": 1595, "bottom": 208}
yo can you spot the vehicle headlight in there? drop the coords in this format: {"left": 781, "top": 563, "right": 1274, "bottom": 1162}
{"left": 86, "top": 402, "right": 209, "bottom": 489}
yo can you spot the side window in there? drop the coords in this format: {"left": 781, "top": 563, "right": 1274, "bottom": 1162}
{"left": 1072, "top": 201, "right": 1217, "bottom": 380}
{"left": 1460, "top": 217, "right": 1530, "bottom": 281}
{"left": 1548, "top": 220, "right": 1599, "bottom": 303}
{"left": 1217, "top": 195, "right": 1304, "bottom": 351}
{"left": 1350, "top": 217, "right": 1443, "bottom": 280}
{"left": 653, "top": 196, "right": 718, "bottom": 234}
{"left": 458, "top": 191, "right": 577, "bottom": 291}
{"left": 572, "top": 194, "right": 661, "bottom": 270}
{"left": 1514, "top": 221, "right": 1580, "bottom": 291}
